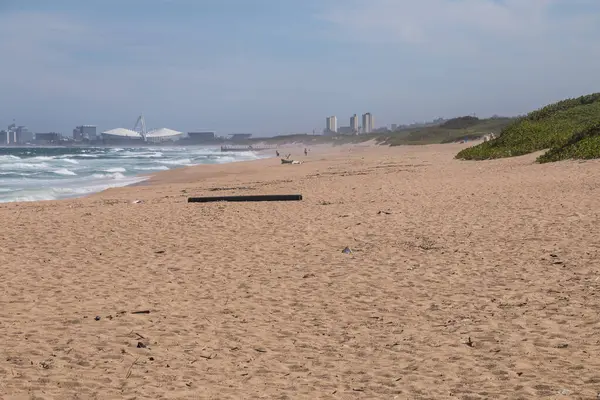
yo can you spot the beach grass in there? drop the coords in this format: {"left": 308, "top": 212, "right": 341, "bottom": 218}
{"left": 455, "top": 93, "right": 600, "bottom": 162}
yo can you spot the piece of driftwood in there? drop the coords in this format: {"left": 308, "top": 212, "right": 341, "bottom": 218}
{"left": 281, "top": 159, "right": 302, "bottom": 165}
{"left": 188, "top": 194, "right": 302, "bottom": 203}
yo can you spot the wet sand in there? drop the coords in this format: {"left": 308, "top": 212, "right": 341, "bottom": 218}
{"left": 1, "top": 143, "right": 599, "bottom": 399}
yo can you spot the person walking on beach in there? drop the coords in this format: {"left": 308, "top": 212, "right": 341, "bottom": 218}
{"left": 304, "top": 148, "right": 308, "bottom": 156}
{"left": 276, "top": 150, "right": 280, "bottom": 157}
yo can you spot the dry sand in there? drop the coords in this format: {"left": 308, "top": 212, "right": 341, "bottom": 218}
{"left": 1, "top": 143, "right": 600, "bottom": 399}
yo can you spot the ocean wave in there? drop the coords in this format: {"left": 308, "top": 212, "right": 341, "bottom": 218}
{"left": 104, "top": 167, "right": 126, "bottom": 173}
{"left": 92, "top": 172, "right": 127, "bottom": 180}
{"left": 0, "top": 155, "right": 23, "bottom": 161}
{"left": 122, "top": 151, "right": 163, "bottom": 158}
{"left": 31, "top": 155, "right": 79, "bottom": 164}
{"left": 133, "top": 166, "right": 169, "bottom": 171}
{"left": 160, "top": 158, "right": 193, "bottom": 165}
{"left": 0, "top": 171, "right": 36, "bottom": 177}
{"left": 53, "top": 168, "right": 77, "bottom": 176}
{"left": 1, "top": 193, "right": 57, "bottom": 202}
{"left": 0, "top": 145, "right": 260, "bottom": 203}
{"left": 214, "top": 156, "right": 237, "bottom": 163}
{"left": 0, "top": 162, "right": 50, "bottom": 170}
{"left": 0, "top": 180, "right": 140, "bottom": 203}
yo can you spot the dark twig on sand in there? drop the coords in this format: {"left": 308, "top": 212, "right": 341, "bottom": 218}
{"left": 131, "top": 310, "right": 150, "bottom": 314}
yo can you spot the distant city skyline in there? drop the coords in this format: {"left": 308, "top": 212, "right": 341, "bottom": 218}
{"left": 1, "top": 0, "right": 599, "bottom": 135}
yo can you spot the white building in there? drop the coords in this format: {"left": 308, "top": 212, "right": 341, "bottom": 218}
{"left": 145, "top": 128, "right": 183, "bottom": 143}
{"left": 325, "top": 116, "right": 337, "bottom": 133}
{"left": 362, "top": 113, "right": 374, "bottom": 134}
{"left": 101, "top": 128, "right": 143, "bottom": 142}
{"left": 350, "top": 114, "right": 359, "bottom": 133}
{"left": 102, "top": 115, "right": 183, "bottom": 143}
{"left": 101, "top": 127, "right": 183, "bottom": 143}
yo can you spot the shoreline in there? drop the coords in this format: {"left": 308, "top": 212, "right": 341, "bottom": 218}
{"left": 117, "top": 149, "right": 278, "bottom": 191}
{"left": 0, "top": 146, "right": 273, "bottom": 204}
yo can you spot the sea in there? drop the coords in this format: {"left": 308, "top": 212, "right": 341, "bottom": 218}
{"left": 0, "top": 146, "right": 261, "bottom": 203}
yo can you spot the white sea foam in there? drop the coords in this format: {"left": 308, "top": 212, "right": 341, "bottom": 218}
{"left": 160, "top": 158, "right": 193, "bottom": 166}
{"left": 133, "top": 166, "right": 169, "bottom": 171}
{"left": 215, "top": 156, "right": 237, "bottom": 163}
{"left": 53, "top": 168, "right": 77, "bottom": 176}
{"left": 0, "top": 181, "right": 141, "bottom": 203}
{"left": 104, "top": 167, "right": 126, "bottom": 173}
{"left": 0, "top": 172, "right": 34, "bottom": 176}
{"left": 92, "top": 172, "right": 127, "bottom": 180}
{"left": 0, "top": 162, "right": 50, "bottom": 170}
{"left": 0, "top": 155, "right": 22, "bottom": 161}
{"left": 122, "top": 151, "right": 163, "bottom": 158}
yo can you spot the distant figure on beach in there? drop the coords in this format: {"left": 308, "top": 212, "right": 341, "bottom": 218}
{"left": 276, "top": 150, "right": 280, "bottom": 157}
{"left": 304, "top": 148, "right": 308, "bottom": 156}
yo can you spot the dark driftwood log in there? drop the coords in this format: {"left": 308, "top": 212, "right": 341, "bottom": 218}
{"left": 188, "top": 194, "right": 302, "bottom": 203}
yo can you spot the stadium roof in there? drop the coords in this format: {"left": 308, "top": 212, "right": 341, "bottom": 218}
{"left": 146, "top": 128, "right": 183, "bottom": 138}
{"left": 102, "top": 128, "right": 142, "bottom": 138}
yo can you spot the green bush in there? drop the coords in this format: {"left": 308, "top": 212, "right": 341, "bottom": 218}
{"left": 456, "top": 93, "right": 600, "bottom": 161}
{"left": 380, "top": 117, "right": 513, "bottom": 146}
{"left": 537, "top": 123, "right": 600, "bottom": 162}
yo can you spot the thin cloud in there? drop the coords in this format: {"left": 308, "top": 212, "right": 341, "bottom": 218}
{"left": 318, "top": 0, "right": 599, "bottom": 48}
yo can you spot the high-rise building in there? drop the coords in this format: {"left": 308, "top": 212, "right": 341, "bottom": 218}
{"left": 325, "top": 116, "right": 337, "bottom": 133}
{"left": 362, "top": 113, "right": 374, "bottom": 134}
{"left": 350, "top": 114, "right": 359, "bottom": 133}
{"left": 391, "top": 124, "right": 398, "bottom": 131}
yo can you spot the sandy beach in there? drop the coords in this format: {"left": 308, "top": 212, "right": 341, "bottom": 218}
{"left": 1, "top": 143, "right": 600, "bottom": 399}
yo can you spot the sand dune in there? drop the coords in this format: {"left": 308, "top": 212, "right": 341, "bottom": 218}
{"left": 1, "top": 143, "right": 600, "bottom": 399}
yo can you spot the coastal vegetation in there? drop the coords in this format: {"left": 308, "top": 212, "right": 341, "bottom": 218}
{"left": 242, "top": 116, "right": 513, "bottom": 147}
{"left": 380, "top": 116, "right": 513, "bottom": 146}
{"left": 456, "top": 93, "right": 600, "bottom": 162}
{"left": 537, "top": 123, "right": 600, "bottom": 162}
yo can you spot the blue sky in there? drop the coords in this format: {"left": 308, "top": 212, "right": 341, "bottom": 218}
{"left": 1, "top": 0, "right": 599, "bottom": 135}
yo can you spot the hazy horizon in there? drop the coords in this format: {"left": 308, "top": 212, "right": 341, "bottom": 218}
{"left": 1, "top": 0, "right": 599, "bottom": 136}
